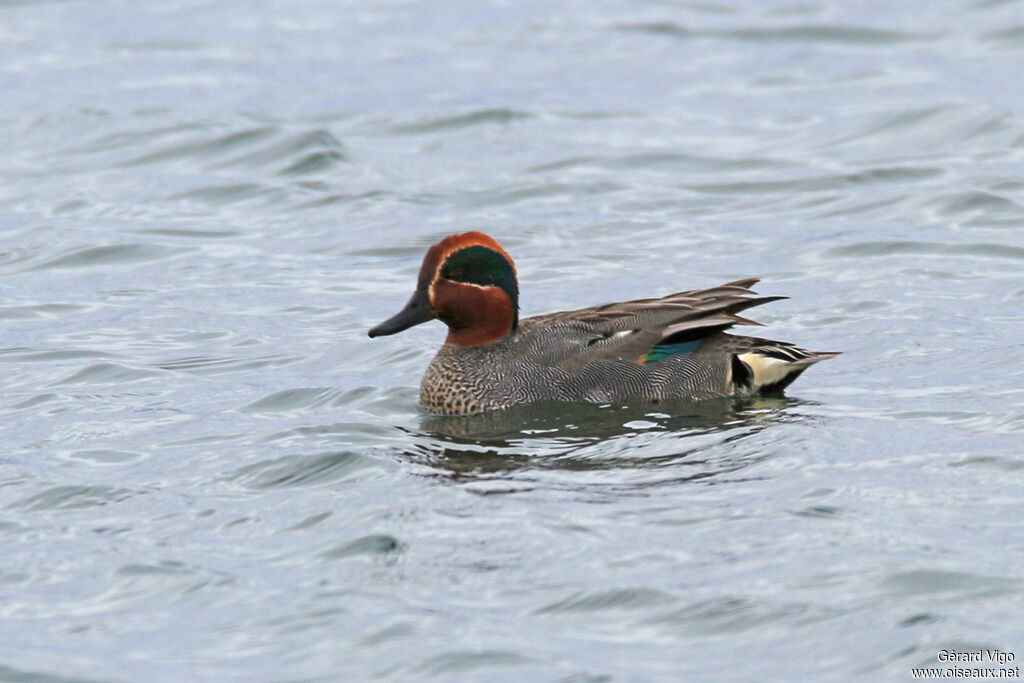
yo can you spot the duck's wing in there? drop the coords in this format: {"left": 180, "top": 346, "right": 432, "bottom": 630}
{"left": 519, "top": 279, "right": 786, "bottom": 370}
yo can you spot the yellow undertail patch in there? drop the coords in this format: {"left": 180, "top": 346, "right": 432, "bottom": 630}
{"left": 737, "top": 352, "right": 793, "bottom": 390}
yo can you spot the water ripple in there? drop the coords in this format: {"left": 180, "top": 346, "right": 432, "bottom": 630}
{"left": 536, "top": 587, "right": 674, "bottom": 614}
{"left": 10, "top": 485, "right": 136, "bottom": 512}
{"left": 53, "top": 362, "right": 160, "bottom": 385}
{"left": 228, "top": 451, "right": 370, "bottom": 490}
{"left": 319, "top": 534, "right": 404, "bottom": 561}
{"left": 29, "top": 244, "right": 190, "bottom": 271}
{"left": 688, "top": 167, "right": 943, "bottom": 195}
{"left": 827, "top": 240, "right": 1024, "bottom": 260}
{"left": 394, "top": 108, "right": 531, "bottom": 134}
{"left": 120, "top": 127, "right": 278, "bottom": 166}
{"left": 616, "top": 22, "right": 937, "bottom": 45}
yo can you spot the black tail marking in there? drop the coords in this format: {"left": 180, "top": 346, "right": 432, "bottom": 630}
{"left": 759, "top": 367, "right": 808, "bottom": 394}
{"left": 731, "top": 354, "right": 753, "bottom": 390}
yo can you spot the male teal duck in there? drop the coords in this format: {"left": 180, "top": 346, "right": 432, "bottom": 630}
{"left": 368, "top": 231, "right": 838, "bottom": 415}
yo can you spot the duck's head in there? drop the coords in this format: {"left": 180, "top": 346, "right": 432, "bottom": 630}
{"left": 368, "top": 231, "right": 519, "bottom": 346}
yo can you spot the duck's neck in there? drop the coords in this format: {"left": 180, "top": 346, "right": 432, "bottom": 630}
{"left": 434, "top": 281, "right": 516, "bottom": 347}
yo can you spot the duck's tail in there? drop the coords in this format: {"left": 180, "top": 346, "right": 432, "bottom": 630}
{"left": 732, "top": 341, "right": 841, "bottom": 394}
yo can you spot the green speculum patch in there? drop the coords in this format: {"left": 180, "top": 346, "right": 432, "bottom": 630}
{"left": 645, "top": 339, "right": 702, "bottom": 363}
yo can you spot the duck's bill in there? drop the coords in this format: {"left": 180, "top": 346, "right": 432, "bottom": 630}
{"left": 368, "top": 289, "right": 435, "bottom": 337}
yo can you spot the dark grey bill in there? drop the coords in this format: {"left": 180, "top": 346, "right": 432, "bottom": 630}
{"left": 368, "top": 289, "right": 435, "bottom": 337}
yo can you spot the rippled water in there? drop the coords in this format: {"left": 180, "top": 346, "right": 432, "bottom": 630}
{"left": 3, "top": 1, "right": 1024, "bottom": 680}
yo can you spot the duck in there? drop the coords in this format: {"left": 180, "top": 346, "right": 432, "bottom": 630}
{"left": 368, "top": 231, "right": 838, "bottom": 415}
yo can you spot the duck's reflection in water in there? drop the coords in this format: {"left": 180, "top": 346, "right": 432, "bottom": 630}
{"left": 403, "top": 396, "right": 816, "bottom": 486}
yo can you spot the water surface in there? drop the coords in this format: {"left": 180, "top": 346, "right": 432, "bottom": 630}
{"left": 2, "top": 0, "right": 1024, "bottom": 680}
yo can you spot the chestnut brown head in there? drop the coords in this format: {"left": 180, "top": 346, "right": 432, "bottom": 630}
{"left": 368, "top": 232, "right": 519, "bottom": 346}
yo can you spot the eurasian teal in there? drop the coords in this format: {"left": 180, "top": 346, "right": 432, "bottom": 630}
{"left": 368, "top": 231, "right": 838, "bottom": 415}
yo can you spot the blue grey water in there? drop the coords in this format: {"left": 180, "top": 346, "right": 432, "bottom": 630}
{"left": 2, "top": 0, "right": 1023, "bottom": 680}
